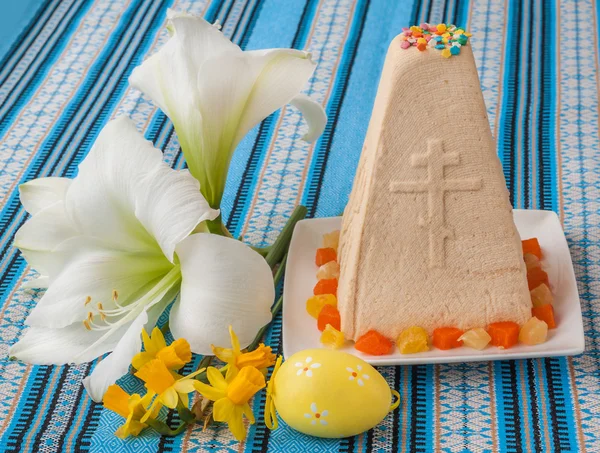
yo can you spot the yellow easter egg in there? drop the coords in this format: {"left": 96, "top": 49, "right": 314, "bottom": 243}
{"left": 272, "top": 349, "right": 396, "bottom": 438}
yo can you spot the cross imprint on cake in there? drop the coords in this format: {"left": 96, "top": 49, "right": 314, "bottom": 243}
{"left": 389, "top": 139, "right": 482, "bottom": 268}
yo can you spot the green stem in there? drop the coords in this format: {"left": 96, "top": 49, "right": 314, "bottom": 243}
{"left": 146, "top": 418, "right": 191, "bottom": 436}
{"left": 265, "top": 206, "right": 307, "bottom": 268}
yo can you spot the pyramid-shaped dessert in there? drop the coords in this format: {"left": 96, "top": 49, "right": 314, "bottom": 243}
{"left": 337, "top": 25, "right": 531, "bottom": 341}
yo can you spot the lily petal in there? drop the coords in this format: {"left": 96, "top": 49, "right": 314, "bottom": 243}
{"left": 134, "top": 165, "right": 219, "bottom": 261}
{"left": 25, "top": 251, "right": 172, "bottom": 329}
{"left": 169, "top": 234, "right": 274, "bottom": 355}
{"left": 289, "top": 94, "right": 327, "bottom": 143}
{"left": 65, "top": 117, "right": 164, "bottom": 253}
{"left": 9, "top": 323, "right": 121, "bottom": 365}
{"left": 83, "top": 309, "right": 148, "bottom": 402}
{"left": 19, "top": 177, "right": 70, "bottom": 215}
{"left": 232, "top": 48, "right": 317, "bottom": 147}
{"left": 14, "top": 201, "right": 79, "bottom": 254}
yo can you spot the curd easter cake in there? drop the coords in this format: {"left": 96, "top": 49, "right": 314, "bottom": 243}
{"left": 336, "top": 24, "right": 532, "bottom": 342}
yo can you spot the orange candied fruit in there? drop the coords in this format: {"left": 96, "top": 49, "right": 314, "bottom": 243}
{"left": 527, "top": 267, "right": 549, "bottom": 290}
{"left": 522, "top": 238, "right": 542, "bottom": 260}
{"left": 532, "top": 304, "right": 556, "bottom": 329}
{"left": 315, "top": 247, "right": 337, "bottom": 267}
{"left": 488, "top": 321, "right": 520, "bottom": 349}
{"left": 432, "top": 327, "right": 464, "bottom": 350}
{"left": 317, "top": 304, "right": 341, "bottom": 331}
{"left": 355, "top": 330, "right": 393, "bottom": 356}
{"left": 313, "top": 278, "right": 338, "bottom": 296}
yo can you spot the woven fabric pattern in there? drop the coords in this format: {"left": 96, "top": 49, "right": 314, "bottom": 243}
{"left": 0, "top": 0, "right": 597, "bottom": 452}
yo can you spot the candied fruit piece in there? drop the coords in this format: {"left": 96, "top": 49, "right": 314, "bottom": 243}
{"left": 522, "top": 238, "right": 542, "bottom": 259}
{"left": 320, "top": 324, "right": 345, "bottom": 349}
{"left": 488, "top": 322, "right": 520, "bottom": 349}
{"left": 523, "top": 253, "right": 541, "bottom": 271}
{"left": 458, "top": 328, "right": 491, "bottom": 350}
{"left": 396, "top": 326, "right": 429, "bottom": 354}
{"left": 432, "top": 327, "right": 464, "bottom": 350}
{"left": 519, "top": 317, "right": 548, "bottom": 345}
{"left": 355, "top": 330, "right": 393, "bottom": 356}
{"left": 323, "top": 230, "right": 340, "bottom": 252}
{"left": 313, "top": 278, "right": 338, "bottom": 296}
{"left": 532, "top": 304, "right": 556, "bottom": 328}
{"left": 317, "top": 304, "right": 341, "bottom": 331}
{"left": 527, "top": 267, "right": 549, "bottom": 290}
{"left": 315, "top": 248, "right": 337, "bottom": 266}
{"left": 530, "top": 283, "right": 553, "bottom": 308}
{"left": 317, "top": 261, "right": 340, "bottom": 280}
{"left": 306, "top": 294, "right": 337, "bottom": 319}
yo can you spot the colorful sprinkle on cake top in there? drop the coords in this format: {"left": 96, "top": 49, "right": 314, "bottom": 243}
{"left": 399, "top": 23, "right": 472, "bottom": 58}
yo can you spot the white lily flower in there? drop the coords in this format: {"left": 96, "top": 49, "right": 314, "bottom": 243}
{"left": 9, "top": 117, "right": 275, "bottom": 402}
{"left": 129, "top": 9, "right": 327, "bottom": 208}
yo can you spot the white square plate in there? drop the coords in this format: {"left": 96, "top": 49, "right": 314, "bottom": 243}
{"left": 283, "top": 210, "right": 585, "bottom": 365}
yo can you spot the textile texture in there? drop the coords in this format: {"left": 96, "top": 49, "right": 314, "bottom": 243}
{"left": 0, "top": 0, "right": 597, "bottom": 452}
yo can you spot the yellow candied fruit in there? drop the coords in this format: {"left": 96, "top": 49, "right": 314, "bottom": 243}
{"left": 458, "top": 328, "right": 491, "bottom": 350}
{"left": 396, "top": 326, "right": 429, "bottom": 354}
{"left": 323, "top": 230, "right": 340, "bottom": 252}
{"left": 437, "top": 23, "right": 447, "bottom": 33}
{"left": 317, "top": 261, "right": 340, "bottom": 280}
{"left": 441, "top": 48, "right": 451, "bottom": 58}
{"left": 519, "top": 317, "right": 548, "bottom": 345}
{"left": 306, "top": 294, "right": 337, "bottom": 319}
{"left": 320, "top": 324, "right": 345, "bottom": 349}
{"left": 410, "top": 25, "right": 422, "bottom": 33}
{"left": 530, "top": 283, "right": 553, "bottom": 308}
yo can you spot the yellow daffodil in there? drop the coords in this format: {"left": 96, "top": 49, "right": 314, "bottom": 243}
{"left": 132, "top": 327, "right": 192, "bottom": 371}
{"left": 103, "top": 384, "right": 158, "bottom": 438}
{"left": 135, "top": 359, "right": 205, "bottom": 417}
{"left": 265, "top": 355, "right": 283, "bottom": 430}
{"left": 212, "top": 326, "right": 276, "bottom": 371}
{"left": 195, "top": 365, "right": 265, "bottom": 441}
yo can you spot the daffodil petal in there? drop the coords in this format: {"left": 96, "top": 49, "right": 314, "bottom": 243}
{"left": 229, "top": 325, "right": 241, "bottom": 353}
{"left": 289, "top": 94, "right": 327, "bottom": 143}
{"left": 211, "top": 346, "right": 235, "bottom": 364}
{"left": 242, "top": 402, "right": 255, "bottom": 424}
{"left": 173, "top": 379, "right": 196, "bottom": 394}
{"left": 83, "top": 310, "right": 148, "bottom": 402}
{"left": 213, "top": 397, "right": 235, "bottom": 423}
{"left": 170, "top": 234, "right": 273, "bottom": 355}
{"left": 148, "top": 327, "right": 167, "bottom": 353}
{"left": 193, "top": 380, "right": 226, "bottom": 402}
{"left": 206, "top": 366, "right": 228, "bottom": 390}
{"left": 228, "top": 404, "right": 247, "bottom": 441}
{"left": 135, "top": 359, "right": 176, "bottom": 395}
{"left": 161, "top": 387, "right": 179, "bottom": 409}
{"left": 19, "top": 177, "right": 70, "bottom": 215}
{"left": 232, "top": 48, "right": 318, "bottom": 147}
{"left": 131, "top": 351, "right": 155, "bottom": 372}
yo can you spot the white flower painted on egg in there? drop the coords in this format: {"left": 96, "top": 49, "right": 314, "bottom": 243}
{"left": 346, "top": 365, "right": 370, "bottom": 386}
{"left": 304, "top": 402, "right": 328, "bottom": 426}
{"left": 295, "top": 356, "right": 321, "bottom": 377}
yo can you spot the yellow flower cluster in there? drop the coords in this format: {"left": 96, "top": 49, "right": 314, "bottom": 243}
{"left": 102, "top": 325, "right": 277, "bottom": 441}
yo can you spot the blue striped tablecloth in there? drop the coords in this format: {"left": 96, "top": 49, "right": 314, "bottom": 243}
{"left": 0, "top": 0, "right": 598, "bottom": 452}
